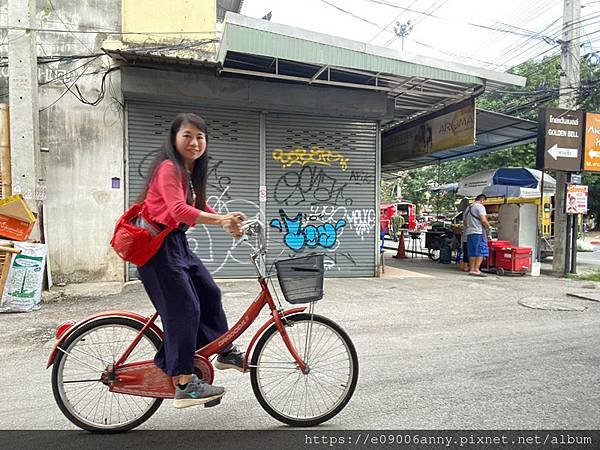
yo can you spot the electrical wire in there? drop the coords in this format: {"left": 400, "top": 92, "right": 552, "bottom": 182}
{"left": 63, "top": 66, "right": 120, "bottom": 107}
{"left": 368, "top": 0, "right": 421, "bottom": 44}
{"left": 39, "top": 62, "right": 96, "bottom": 112}
{"left": 47, "top": 0, "right": 95, "bottom": 53}
{"left": 319, "top": 0, "right": 382, "bottom": 28}
{"left": 382, "top": 0, "right": 448, "bottom": 47}
{"left": 381, "top": 0, "right": 449, "bottom": 50}
{"left": 0, "top": 25, "right": 218, "bottom": 36}
{"left": 0, "top": 54, "right": 102, "bottom": 97}
{"left": 493, "top": 12, "right": 600, "bottom": 69}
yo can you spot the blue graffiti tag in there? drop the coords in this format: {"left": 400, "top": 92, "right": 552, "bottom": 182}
{"left": 269, "top": 209, "right": 346, "bottom": 251}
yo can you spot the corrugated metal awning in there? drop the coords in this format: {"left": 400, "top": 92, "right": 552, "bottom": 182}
{"left": 217, "top": 13, "right": 526, "bottom": 129}
{"left": 381, "top": 109, "right": 537, "bottom": 177}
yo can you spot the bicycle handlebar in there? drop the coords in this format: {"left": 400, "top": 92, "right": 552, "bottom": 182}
{"left": 238, "top": 219, "right": 267, "bottom": 277}
{"left": 241, "top": 218, "right": 265, "bottom": 233}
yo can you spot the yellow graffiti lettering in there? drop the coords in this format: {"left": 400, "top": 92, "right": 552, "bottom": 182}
{"left": 272, "top": 147, "right": 349, "bottom": 171}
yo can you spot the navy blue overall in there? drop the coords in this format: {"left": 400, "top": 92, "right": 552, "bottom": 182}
{"left": 137, "top": 229, "right": 230, "bottom": 376}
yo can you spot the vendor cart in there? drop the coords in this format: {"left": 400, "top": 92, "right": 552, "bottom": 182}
{"left": 494, "top": 246, "right": 532, "bottom": 276}
{"left": 424, "top": 229, "right": 454, "bottom": 261}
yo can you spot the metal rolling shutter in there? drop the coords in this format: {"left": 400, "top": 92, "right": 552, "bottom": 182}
{"left": 265, "top": 114, "right": 377, "bottom": 277}
{"left": 126, "top": 99, "right": 260, "bottom": 280}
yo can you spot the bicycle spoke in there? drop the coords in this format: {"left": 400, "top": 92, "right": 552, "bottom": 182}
{"left": 69, "top": 346, "right": 113, "bottom": 366}
{"left": 58, "top": 347, "right": 105, "bottom": 373}
{"left": 252, "top": 317, "right": 355, "bottom": 423}
{"left": 63, "top": 378, "right": 102, "bottom": 384}
{"left": 55, "top": 322, "right": 161, "bottom": 430}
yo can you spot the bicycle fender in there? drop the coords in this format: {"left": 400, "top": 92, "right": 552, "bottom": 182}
{"left": 243, "top": 307, "right": 306, "bottom": 370}
{"left": 46, "top": 311, "right": 164, "bottom": 368}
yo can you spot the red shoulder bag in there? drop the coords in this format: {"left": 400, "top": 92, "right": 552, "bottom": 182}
{"left": 110, "top": 203, "right": 173, "bottom": 266}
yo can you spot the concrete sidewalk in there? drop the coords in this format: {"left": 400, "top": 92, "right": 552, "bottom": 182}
{"left": 1, "top": 254, "right": 599, "bottom": 430}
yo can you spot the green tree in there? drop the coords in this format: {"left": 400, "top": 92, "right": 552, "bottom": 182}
{"left": 383, "top": 54, "right": 600, "bottom": 223}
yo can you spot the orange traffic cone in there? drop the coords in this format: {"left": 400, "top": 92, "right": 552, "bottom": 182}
{"left": 393, "top": 230, "right": 407, "bottom": 259}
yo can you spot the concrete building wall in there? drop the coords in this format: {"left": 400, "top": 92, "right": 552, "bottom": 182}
{"left": 0, "top": 0, "right": 124, "bottom": 283}
{"left": 37, "top": 1, "right": 124, "bottom": 283}
{"left": 122, "top": 0, "right": 216, "bottom": 45}
{"left": 0, "top": 0, "right": 239, "bottom": 284}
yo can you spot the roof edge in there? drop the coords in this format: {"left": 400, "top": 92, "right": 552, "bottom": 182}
{"left": 221, "top": 12, "right": 526, "bottom": 87}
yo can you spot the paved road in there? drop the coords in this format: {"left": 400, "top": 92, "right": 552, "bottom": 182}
{"left": 573, "top": 249, "right": 600, "bottom": 266}
{"left": 385, "top": 236, "right": 600, "bottom": 269}
{"left": 1, "top": 259, "right": 599, "bottom": 432}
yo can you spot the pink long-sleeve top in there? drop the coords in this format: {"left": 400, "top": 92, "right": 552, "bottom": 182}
{"left": 145, "top": 160, "right": 217, "bottom": 228}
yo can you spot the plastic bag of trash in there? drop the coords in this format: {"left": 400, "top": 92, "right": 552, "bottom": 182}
{"left": 0, "top": 242, "right": 47, "bottom": 313}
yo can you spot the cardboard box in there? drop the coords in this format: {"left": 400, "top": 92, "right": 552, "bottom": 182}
{"left": 0, "top": 195, "right": 36, "bottom": 241}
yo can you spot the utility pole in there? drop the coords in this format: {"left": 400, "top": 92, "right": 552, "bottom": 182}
{"left": 7, "top": 0, "right": 40, "bottom": 214}
{"left": 553, "top": 0, "right": 581, "bottom": 275}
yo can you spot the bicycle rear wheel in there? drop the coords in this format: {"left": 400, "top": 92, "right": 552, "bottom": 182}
{"left": 51, "top": 317, "right": 163, "bottom": 433}
{"left": 250, "top": 313, "right": 358, "bottom": 427}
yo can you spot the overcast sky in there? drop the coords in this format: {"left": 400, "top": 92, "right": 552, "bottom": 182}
{"left": 240, "top": 0, "right": 600, "bottom": 72}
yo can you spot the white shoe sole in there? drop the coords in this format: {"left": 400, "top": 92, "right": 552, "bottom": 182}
{"left": 173, "top": 392, "right": 225, "bottom": 409}
{"left": 214, "top": 360, "right": 244, "bottom": 372}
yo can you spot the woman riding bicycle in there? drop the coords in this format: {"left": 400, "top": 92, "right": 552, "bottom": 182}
{"left": 137, "top": 112, "right": 246, "bottom": 408}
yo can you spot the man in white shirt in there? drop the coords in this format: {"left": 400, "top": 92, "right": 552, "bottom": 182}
{"left": 463, "top": 194, "right": 490, "bottom": 277}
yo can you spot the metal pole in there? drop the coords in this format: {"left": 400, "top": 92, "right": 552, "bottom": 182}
{"left": 565, "top": 213, "right": 571, "bottom": 276}
{"left": 537, "top": 171, "right": 545, "bottom": 261}
{"left": 552, "top": 0, "right": 581, "bottom": 275}
{"left": 259, "top": 112, "right": 267, "bottom": 276}
{"left": 376, "top": 120, "right": 382, "bottom": 277}
{"left": 571, "top": 213, "right": 578, "bottom": 273}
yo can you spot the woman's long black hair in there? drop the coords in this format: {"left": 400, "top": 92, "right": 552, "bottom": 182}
{"left": 140, "top": 113, "right": 209, "bottom": 210}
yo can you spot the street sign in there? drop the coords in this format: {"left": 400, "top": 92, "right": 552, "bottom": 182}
{"left": 536, "top": 108, "right": 584, "bottom": 171}
{"left": 566, "top": 184, "right": 588, "bottom": 214}
{"left": 583, "top": 112, "right": 600, "bottom": 172}
{"left": 570, "top": 173, "right": 582, "bottom": 184}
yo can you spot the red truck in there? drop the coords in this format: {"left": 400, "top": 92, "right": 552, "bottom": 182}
{"left": 380, "top": 202, "right": 416, "bottom": 237}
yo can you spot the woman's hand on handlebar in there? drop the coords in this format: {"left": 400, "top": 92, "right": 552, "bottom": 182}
{"left": 222, "top": 212, "right": 246, "bottom": 238}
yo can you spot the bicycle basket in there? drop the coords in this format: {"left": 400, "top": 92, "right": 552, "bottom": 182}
{"left": 275, "top": 254, "right": 324, "bottom": 304}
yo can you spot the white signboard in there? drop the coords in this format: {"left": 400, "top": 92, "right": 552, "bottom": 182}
{"left": 566, "top": 184, "right": 588, "bottom": 214}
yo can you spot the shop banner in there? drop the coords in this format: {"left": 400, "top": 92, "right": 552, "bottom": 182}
{"left": 382, "top": 101, "right": 475, "bottom": 164}
{"left": 566, "top": 184, "right": 588, "bottom": 214}
{"left": 584, "top": 112, "right": 600, "bottom": 172}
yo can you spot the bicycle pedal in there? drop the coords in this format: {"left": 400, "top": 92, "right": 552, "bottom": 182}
{"left": 204, "top": 398, "right": 221, "bottom": 408}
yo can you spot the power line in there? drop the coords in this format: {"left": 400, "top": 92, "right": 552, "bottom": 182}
{"left": 495, "top": 11, "right": 600, "bottom": 67}
{"left": 0, "top": 25, "right": 217, "bottom": 36}
{"left": 319, "top": 0, "right": 382, "bottom": 28}
{"left": 47, "top": 0, "right": 94, "bottom": 53}
{"left": 382, "top": 0, "right": 447, "bottom": 47}
{"left": 367, "top": 0, "right": 422, "bottom": 43}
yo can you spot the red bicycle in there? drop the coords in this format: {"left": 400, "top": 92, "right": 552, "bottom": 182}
{"left": 47, "top": 219, "right": 358, "bottom": 432}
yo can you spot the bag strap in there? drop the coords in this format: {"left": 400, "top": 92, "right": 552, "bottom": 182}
{"left": 139, "top": 202, "right": 175, "bottom": 234}
{"left": 466, "top": 205, "right": 482, "bottom": 223}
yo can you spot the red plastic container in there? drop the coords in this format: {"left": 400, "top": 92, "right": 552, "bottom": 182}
{"left": 495, "top": 246, "right": 532, "bottom": 275}
{"left": 489, "top": 240, "right": 511, "bottom": 248}
{"left": 485, "top": 240, "right": 511, "bottom": 267}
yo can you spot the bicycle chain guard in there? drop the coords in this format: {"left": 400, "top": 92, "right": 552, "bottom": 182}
{"left": 109, "top": 355, "right": 214, "bottom": 399}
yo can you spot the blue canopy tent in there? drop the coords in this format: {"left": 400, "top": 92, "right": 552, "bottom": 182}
{"left": 457, "top": 168, "right": 556, "bottom": 198}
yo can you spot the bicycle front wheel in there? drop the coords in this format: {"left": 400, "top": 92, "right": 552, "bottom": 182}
{"left": 51, "top": 317, "right": 163, "bottom": 433}
{"left": 250, "top": 313, "right": 358, "bottom": 427}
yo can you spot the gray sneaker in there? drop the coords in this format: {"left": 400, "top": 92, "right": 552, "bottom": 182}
{"left": 215, "top": 345, "right": 245, "bottom": 372}
{"left": 173, "top": 374, "right": 225, "bottom": 409}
